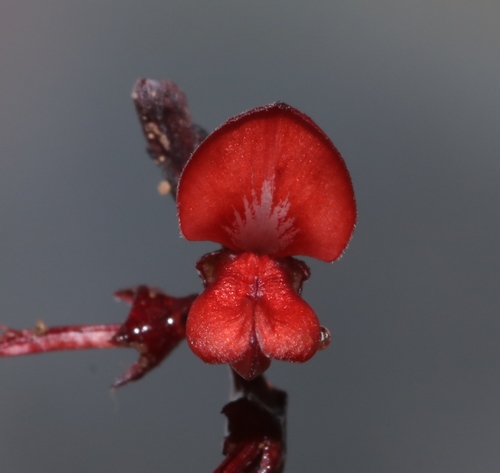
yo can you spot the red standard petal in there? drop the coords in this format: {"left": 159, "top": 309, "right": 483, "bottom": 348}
{"left": 177, "top": 103, "right": 356, "bottom": 262}
{"left": 186, "top": 251, "right": 321, "bottom": 380}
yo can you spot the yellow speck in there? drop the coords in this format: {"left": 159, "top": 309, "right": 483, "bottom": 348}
{"left": 33, "top": 320, "right": 48, "bottom": 335}
{"left": 157, "top": 180, "right": 172, "bottom": 195}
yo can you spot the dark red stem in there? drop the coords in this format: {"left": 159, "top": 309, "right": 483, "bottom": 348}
{"left": 1, "top": 285, "right": 197, "bottom": 388}
{"left": 214, "top": 370, "right": 287, "bottom": 473}
{"left": 132, "top": 78, "right": 207, "bottom": 198}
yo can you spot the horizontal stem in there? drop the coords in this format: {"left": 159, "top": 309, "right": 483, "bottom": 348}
{"left": 0, "top": 323, "right": 122, "bottom": 356}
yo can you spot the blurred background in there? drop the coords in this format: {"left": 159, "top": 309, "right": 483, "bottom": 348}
{"left": 1, "top": 1, "right": 499, "bottom": 472}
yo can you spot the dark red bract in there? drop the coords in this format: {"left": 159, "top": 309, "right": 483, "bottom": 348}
{"left": 177, "top": 103, "right": 356, "bottom": 380}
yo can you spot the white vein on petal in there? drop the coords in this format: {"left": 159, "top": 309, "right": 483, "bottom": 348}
{"left": 224, "top": 178, "right": 298, "bottom": 254}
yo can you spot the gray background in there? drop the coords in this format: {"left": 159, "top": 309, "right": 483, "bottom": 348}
{"left": 1, "top": 1, "right": 499, "bottom": 472}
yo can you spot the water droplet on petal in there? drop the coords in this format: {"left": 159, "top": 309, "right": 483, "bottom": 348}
{"left": 318, "top": 326, "right": 331, "bottom": 350}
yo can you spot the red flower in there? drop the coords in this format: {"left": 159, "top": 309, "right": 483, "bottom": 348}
{"left": 177, "top": 103, "right": 356, "bottom": 380}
